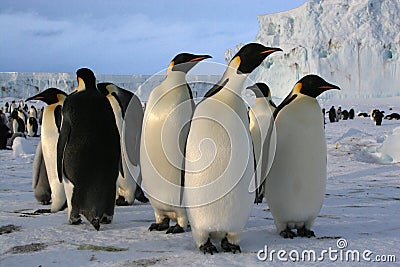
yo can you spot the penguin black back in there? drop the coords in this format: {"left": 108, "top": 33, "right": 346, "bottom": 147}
{"left": 57, "top": 68, "right": 120, "bottom": 230}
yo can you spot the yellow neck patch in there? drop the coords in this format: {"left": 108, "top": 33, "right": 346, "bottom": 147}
{"left": 228, "top": 56, "right": 241, "bottom": 71}
{"left": 293, "top": 82, "right": 303, "bottom": 94}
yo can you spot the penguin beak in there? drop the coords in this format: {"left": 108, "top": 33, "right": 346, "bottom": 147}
{"left": 26, "top": 95, "right": 44, "bottom": 102}
{"left": 260, "top": 47, "right": 283, "bottom": 55}
{"left": 319, "top": 84, "right": 341, "bottom": 91}
{"left": 189, "top": 55, "right": 212, "bottom": 62}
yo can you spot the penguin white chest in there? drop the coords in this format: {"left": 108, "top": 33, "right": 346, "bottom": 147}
{"left": 141, "top": 83, "right": 193, "bottom": 209}
{"left": 184, "top": 91, "right": 255, "bottom": 232}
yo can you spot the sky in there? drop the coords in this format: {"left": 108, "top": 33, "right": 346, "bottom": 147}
{"left": 0, "top": 0, "right": 307, "bottom": 75}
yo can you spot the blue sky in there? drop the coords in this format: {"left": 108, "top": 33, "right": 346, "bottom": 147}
{"left": 0, "top": 0, "right": 307, "bottom": 74}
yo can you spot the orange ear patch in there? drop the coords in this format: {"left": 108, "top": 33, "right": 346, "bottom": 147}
{"left": 293, "top": 82, "right": 303, "bottom": 94}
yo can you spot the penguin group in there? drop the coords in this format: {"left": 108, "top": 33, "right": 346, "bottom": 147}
{"left": 10, "top": 41, "right": 345, "bottom": 253}
{"left": 326, "top": 106, "right": 355, "bottom": 123}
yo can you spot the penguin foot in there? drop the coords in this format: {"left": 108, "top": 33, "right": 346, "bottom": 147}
{"left": 41, "top": 200, "right": 51, "bottom": 205}
{"left": 135, "top": 187, "right": 149, "bottom": 203}
{"left": 166, "top": 224, "right": 184, "bottom": 234}
{"left": 254, "top": 194, "right": 264, "bottom": 204}
{"left": 280, "top": 228, "right": 297, "bottom": 239}
{"left": 149, "top": 218, "right": 170, "bottom": 231}
{"left": 115, "top": 195, "right": 130, "bottom": 206}
{"left": 221, "top": 237, "right": 241, "bottom": 254}
{"left": 34, "top": 209, "right": 51, "bottom": 214}
{"left": 100, "top": 215, "right": 113, "bottom": 224}
{"left": 69, "top": 217, "right": 82, "bottom": 225}
{"left": 91, "top": 218, "right": 100, "bottom": 231}
{"left": 297, "top": 226, "right": 315, "bottom": 238}
{"left": 199, "top": 239, "right": 218, "bottom": 255}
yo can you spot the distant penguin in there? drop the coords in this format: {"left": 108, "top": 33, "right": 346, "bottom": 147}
{"left": 18, "top": 100, "right": 24, "bottom": 110}
{"left": 10, "top": 101, "right": 16, "bottom": 114}
{"left": 336, "top": 106, "right": 341, "bottom": 122}
{"left": 266, "top": 75, "right": 340, "bottom": 239}
{"left": 98, "top": 82, "right": 148, "bottom": 205}
{"left": 3, "top": 102, "right": 9, "bottom": 113}
{"left": 18, "top": 109, "right": 27, "bottom": 126}
{"left": 141, "top": 53, "right": 211, "bottom": 234}
{"left": 32, "top": 140, "right": 51, "bottom": 205}
{"left": 26, "top": 88, "right": 67, "bottom": 212}
{"left": 0, "top": 115, "right": 11, "bottom": 149}
{"left": 57, "top": 68, "right": 120, "bottom": 230}
{"left": 349, "top": 108, "right": 355, "bottom": 119}
{"left": 29, "top": 105, "right": 38, "bottom": 119}
{"left": 384, "top": 112, "right": 400, "bottom": 120}
{"left": 328, "top": 106, "right": 336, "bottom": 123}
{"left": 185, "top": 43, "right": 282, "bottom": 254}
{"left": 341, "top": 109, "right": 349, "bottom": 120}
{"left": 27, "top": 116, "right": 39, "bottom": 137}
{"left": 0, "top": 110, "right": 7, "bottom": 124}
{"left": 371, "top": 109, "right": 384, "bottom": 126}
{"left": 358, "top": 112, "right": 369, "bottom": 118}
{"left": 38, "top": 107, "right": 44, "bottom": 124}
{"left": 10, "top": 110, "right": 25, "bottom": 134}
{"left": 246, "top": 83, "right": 276, "bottom": 204}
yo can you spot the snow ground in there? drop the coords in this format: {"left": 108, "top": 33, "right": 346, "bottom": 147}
{"left": 0, "top": 97, "right": 399, "bottom": 266}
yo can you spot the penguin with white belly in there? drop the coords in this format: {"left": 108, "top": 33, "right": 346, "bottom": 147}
{"left": 57, "top": 68, "right": 120, "bottom": 230}
{"left": 266, "top": 74, "right": 340, "bottom": 238}
{"left": 26, "top": 88, "right": 68, "bottom": 212}
{"left": 247, "top": 83, "right": 276, "bottom": 204}
{"left": 97, "top": 82, "right": 148, "bottom": 205}
{"left": 184, "top": 43, "right": 282, "bottom": 254}
{"left": 141, "top": 53, "right": 211, "bottom": 234}
{"left": 27, "top": 115, "right": 39, "bottom": 137}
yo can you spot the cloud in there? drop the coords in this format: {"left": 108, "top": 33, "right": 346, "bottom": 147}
{"left": 0, "top": 1, "right": 306, "bottom": 74}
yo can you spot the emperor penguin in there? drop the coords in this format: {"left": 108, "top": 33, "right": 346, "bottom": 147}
{"left": 27, "top": 114, "right": 39, "bottom": 137}
{"left": 29, "top": 105, "right": 38, "bottom": 119}
{"left": 184, "top": 43, "right": 282, "bottom": 254}
{"left": 265, "top": 74, "right": 340, "bottom": 239}
{"left": 57, "top": 68, "right": 120, "bottom": 230}
{"left": 26, "top": 88, "right": 68, "bottom": 212}
{"left": 97, "top": 82, "right": 147, "bottom": 205}
{"left": 10, "top": 110, "right": 25, "bottom": 134}
{"left": 246, "top": 83, "right": 276, "bottom": 204}
{"left": 32, "top": 140, "right": 51, "bottom": 205}
{"left": 140, "top": 53, "right": 211, "bottom": 234}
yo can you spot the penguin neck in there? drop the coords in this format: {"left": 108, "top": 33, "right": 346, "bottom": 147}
{"left": 220, "top": 67, "right": 247, "bottom": 95}
{"left": 164, "top": 70, "right": 187, "bottom": 87}
{"left": 255, "top": 96, "right": 271, "bottom": 104}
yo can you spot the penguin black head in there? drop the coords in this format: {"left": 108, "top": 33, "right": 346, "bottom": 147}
{"left": 230, "top": 43, "right": 282, "bottom": 75}
{"left": 76, "top": 67, "right": 97, "bottom": 91}
{"left": 247, "top": 83, "right": 271, "bottom": 98}
{"left": 10, "top": 110, "right": 19, "bottom": 119}
{"left": 26, "top": 88, "right": 68, "bottom": 105}
{"left": 293, "top": 75, "right": 340, "bottom": 98}
{"left": 97, "top": 82, "right": 113, "bottom": 96}
{"left": 169, "top": 53, "right": 212, "bottom": 73}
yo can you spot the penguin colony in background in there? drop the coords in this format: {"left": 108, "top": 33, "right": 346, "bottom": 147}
{"left": 10, "top": 40, "right": 397, "bottom": 254}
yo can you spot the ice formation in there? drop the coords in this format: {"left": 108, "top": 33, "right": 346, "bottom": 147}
{"left": 227, "top": 0, "right": 400, "bottom": 99}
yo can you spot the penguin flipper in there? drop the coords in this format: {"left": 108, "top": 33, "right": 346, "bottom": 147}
{"left": 260, "top": 116, "right": 275, "bottom": 183}
{"left": 32, "top": 140, "right": 44, "bottom": 189}
{"left": 54, "top": 105, "right": 63, "bottom": 133}
{"left": 269, "top": 99, "right": 277, "bottom": 109}
{"left": 57, "top": 122, "right": 70, "bottom": 183}
{"left": 202, "top": 78, "right": 229, "bottom": 99}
